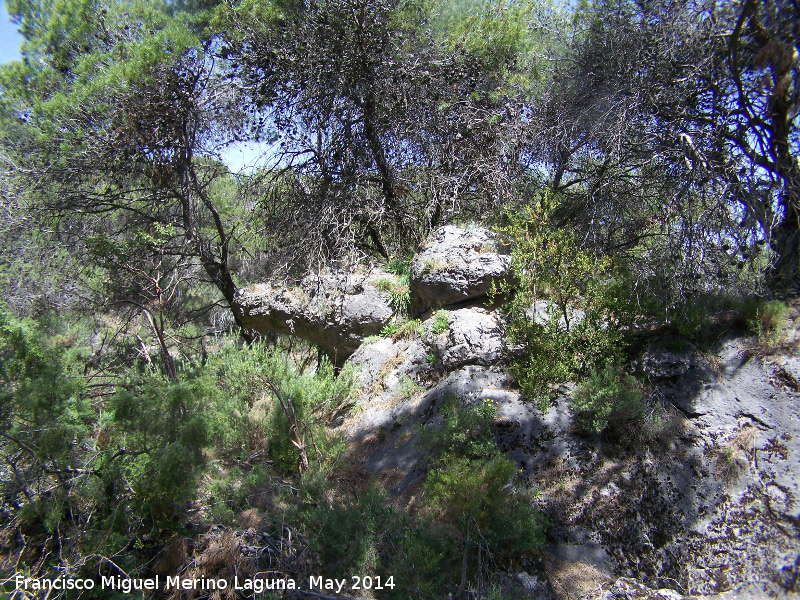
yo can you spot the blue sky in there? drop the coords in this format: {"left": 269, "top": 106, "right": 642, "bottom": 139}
{"left": 0, "top": 2, "right": 23, "bottom": 64}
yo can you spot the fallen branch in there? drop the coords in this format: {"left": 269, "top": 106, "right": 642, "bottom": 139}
{"left": 260, "top": 377, "right": 310, "bottom": 474}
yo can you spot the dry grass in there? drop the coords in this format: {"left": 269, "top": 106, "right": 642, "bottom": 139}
{"left": 542, "top": 552, "right": 612, "bottom": 600}
{"left": 152, "top": 538, "right": 190, "bottom": 577}
{"left": 419, "top": 259, "right": 448, "bottom": 274}
{"left": 713, "top": 425, "right": 757, "bottom": 485}
{"left": 167, "top": 525, "right": 312, "bottom": 600}
{"left": 237, "top": 508, "right": 263, "bottom": 530}
{"left": 168, "top": 530, "right": 246, "bottom": 600}
{"left": 327, "top": 456, "right": 375, "bottom": 500}
{"left": 369, "top": 351, "right": 407, "bottom": 396}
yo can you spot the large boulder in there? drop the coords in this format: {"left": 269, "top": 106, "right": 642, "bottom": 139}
{"left": 233, "top": 268, "right": 393, "bottom": 367}
{"left": 426, "top": 307, "right": 505, "bottom": 369}
{"left": 410, "top": 225, "right": 511, "bottom": 315}
{"left": 344, "top": 307, "right": 507, "bottom": 410}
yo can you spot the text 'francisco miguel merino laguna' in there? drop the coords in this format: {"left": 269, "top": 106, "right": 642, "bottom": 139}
{"left": 14, "top": 575, "right": 298, "bottom": 594}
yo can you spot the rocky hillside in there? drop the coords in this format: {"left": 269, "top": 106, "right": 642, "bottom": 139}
{"left": 241, "top": 226, "right": 799, "bottom": 599}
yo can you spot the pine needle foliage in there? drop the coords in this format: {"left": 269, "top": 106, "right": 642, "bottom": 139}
{"left": 496, "top": 195, "right": 627, "bottom": 410}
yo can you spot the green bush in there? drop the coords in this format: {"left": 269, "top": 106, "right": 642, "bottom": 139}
{"left": 570, "top": 362, "right": 644, "bottom": 434}
{"left": 0, "top": 306, "right": 213, "bottom": 533}
{"left": 386, "top": 253, "right": 414, "bottom": 278}
{"left": 300, "top": 454, "right": 544, "bottom": 599}
{"left": 381, "top": 322, "right": 400, "bottom": 337}
{"left": 206, "top": 465, "right": 270, "bottom": 525}
{"left": 496, "top": 196, "right": 627, "bottom": 410}
{"left": 264, "top": 354, "right": 351, "bottom": 475}
{"left": 426, "top": 396, "right": 498, "bottom": 460}
{"left": 300, "top": 478, "right": 453, "bottom": 598}
{"left": 200, "top": 341, "right": 283, "bottom": 459}
{"left": 393, "top": 318, "right": 423, "bottom": 339}
{"left": 425, "top": 453, "right": 546, "bottom": 558}
{"left": 302, "top": 482, "right": 395, "bottom": 578}
{"left": 385, "top": 516, "right": 456, "bottom": 598}
{"left": 0, "top": 307, "right": 93, "bottom": 532}
{"left": 417, "top": 397, "right": 545, "bottom": 591}
{"left": 294, "top": 389, "right": 544, "bottom": 597}
{"left": 431, "top": 310, "right": 450, "bottom": 335}
{"left": 189, "top": 341, "right": 352, "bottom": 474}
{"left": 389, "top": 285, "right": 412, "bottom": 315}
{"left": 664, "top": 292, "right": 742, "bottom": 343}
{"left": 743, "top": 298, "right": 789, "bottom": 347}
{"left": 111, "top": 375, "right": 211, "bottom": 520}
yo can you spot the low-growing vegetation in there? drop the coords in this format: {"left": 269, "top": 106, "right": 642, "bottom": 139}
{"left": 374, "top": 276, "right": 412, "bottom": 315}
{"left": 570, "top": 361, "right": 644, "bottom": 435}
{"left": 744, "top": 298, "right": 790, "bottom": 350}
{"left": 430, "top": 310, "right": 451, "bottom": 335}
{"left": 0, "top": 303, "right": 549, "bottom": 597}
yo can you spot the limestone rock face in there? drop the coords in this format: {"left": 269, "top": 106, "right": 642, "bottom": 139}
{"left": 526, "top": 299, "right": 585, "bottom": 330}
{"left": 427, "top": 307, "right": 505, "bottom": 369}
{"left": 634, "top": 335, "right": 716, "bottom": 382}
{"left": 342, "top": 322, "right": 800, "bottom": 596}
{"left": 344, "top": 307, "right": 506, "bottom": 410}
{"left": 233, "top": 268, "right": 393, "bottom": 367}
{"left": 409, "top": 225, "right": 511, "bottom": 315}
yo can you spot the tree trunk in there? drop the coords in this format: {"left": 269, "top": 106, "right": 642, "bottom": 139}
{"left": 769, "top": 207, "right": 800, "bottom": 295}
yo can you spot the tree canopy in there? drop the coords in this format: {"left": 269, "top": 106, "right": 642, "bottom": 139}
{"left": 4, "top": 0, "right": 795, "bottom": 311}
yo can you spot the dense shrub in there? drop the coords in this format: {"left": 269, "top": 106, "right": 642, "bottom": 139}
{"left": 496, "top": 197, "right": 628, "bottom": 409}
{"left": 418, "top": 396, "right": 545, "bottom": 590}
{"left": 181, "top": 340, "right": 354, "bottom": 473}
{"left": 302, "top": 483, "right": 394, "bottom": 577}
{"left": 206, "top": 464, "right": 272, "bottom": 525}
{"left": 0, "top": 307, "right": 92, "bottom": 532}
{"left": 425, "top": 453, "right": 546, "bottom": 559}
{"left": 426, "top": 395, "right": 498, "bottom": 459}
{"left": 570, "top": 361, "right": 644, "bottom": 435}
{"left": 743, "top": 298, "right": 790, "bottom": 348}
{"left": 111, "top": 375, "right": 211, "bottom": 520}
{"left": 264, "top": 355, "right": 352, "bottom": 474}
{"left": 299, "top": 455, "right": 544, "bottom": 598}
{"left": 0, "top": 311, "right": 358, "bottom": 583}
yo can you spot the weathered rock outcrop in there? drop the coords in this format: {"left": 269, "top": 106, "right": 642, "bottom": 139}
{"left": 232, "top": 224, "right": 798, "bottom": 599}
{"left": 341, "top": 322, "right": 800, "bottom": 597}
{"left": 233, "top": 268, "right": 393, "bottom": 367}
{"left": 409, "top": 225, "right": 511, "bottom": 315}
{"left": 596, "top": 578, "right": 686, "bottom": 599}
{"left": 428, "top": 307, "right": 506, "bottom": 369}
{"left": 232, "top": 225, "right": 511, "bottom": 364}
